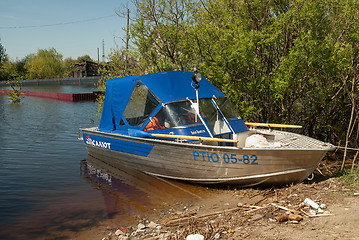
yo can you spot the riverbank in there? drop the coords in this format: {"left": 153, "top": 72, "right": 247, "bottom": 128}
{"left": 71, "top": 160, "right": 359, "bottom": 240}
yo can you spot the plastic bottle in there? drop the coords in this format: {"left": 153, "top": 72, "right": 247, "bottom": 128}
{"left": 186, "top": 234, "right": 204, "bottom": 240}
{"left": 304, "top": 198, "right": 324, "bottom": 212}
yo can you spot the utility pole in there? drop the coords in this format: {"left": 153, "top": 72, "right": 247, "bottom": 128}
{"left": 126, "top": 8, "right": 130, "bottom": 52}
{"left": 115, "top": 7, "right": 130, "bottom": 69}
{"left": 102, "top": 39, "right": 105, "bottom": 62}
{"left": 115, "top": 7, "right": 130, "bottom": 52}
{"left": 97, "top": 48, "right": 100, "bottom": 62}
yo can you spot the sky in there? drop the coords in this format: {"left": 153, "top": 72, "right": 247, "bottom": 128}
{"left": 0, "top": 0, "right": 134, "bottom": 61}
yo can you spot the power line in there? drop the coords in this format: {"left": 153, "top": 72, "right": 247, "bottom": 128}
{"left": 0, "top": 14, "right": 116, "bottom": 29}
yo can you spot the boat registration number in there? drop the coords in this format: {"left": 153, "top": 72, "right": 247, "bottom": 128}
{"left": 192, "top": 151, "right": 258, "bottom": 165}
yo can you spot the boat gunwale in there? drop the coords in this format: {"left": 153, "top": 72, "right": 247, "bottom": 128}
{"left": 80, "top": 127, "right": 336, "bottom": 152}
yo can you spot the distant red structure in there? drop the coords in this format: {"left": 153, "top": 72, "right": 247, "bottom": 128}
{"left": 0, "top": 89, "right": 103, "bottom": 102}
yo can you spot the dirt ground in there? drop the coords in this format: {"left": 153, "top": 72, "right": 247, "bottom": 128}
{"left": 141, "top": 178, "right": 359, "bottom": 240}
{"left": 74, "top": 161, "right": 359, "bottom": 240}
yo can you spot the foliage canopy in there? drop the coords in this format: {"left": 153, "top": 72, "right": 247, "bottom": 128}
{"left": 24, "top": 48, "right": 64, "bottom": 79}
{"left": 0, "top": 39, "right": 6, "bottom": 64}
{"left": 116, "top": 0, "right": 358, "bottom": 146}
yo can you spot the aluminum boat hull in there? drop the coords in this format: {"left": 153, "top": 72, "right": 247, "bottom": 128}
{"left": 81, "top": 127, "right": 333, "bottom": 186}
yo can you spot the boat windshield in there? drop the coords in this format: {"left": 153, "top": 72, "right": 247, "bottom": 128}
{"left": 151, "top": 97, "right": 241, "bottom": 133}
{"left": 154, "top": 101, "right": 200, "bottom": 128}
{"left": 123, "top": 82, "right": 160, "bottom": 126}
{"left": 199, "top": 97, "right": 241, "bottom": 135}
{"left": 212, "top": 97, "right": 242, "bottom": 121}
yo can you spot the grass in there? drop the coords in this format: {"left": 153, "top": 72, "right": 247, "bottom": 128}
{"left": 339, "top": 168, "right": 359, "bottom": 192}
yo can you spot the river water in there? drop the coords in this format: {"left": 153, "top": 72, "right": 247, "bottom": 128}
{"left": 0, "top": 86, "right": 204, "bottom": 239}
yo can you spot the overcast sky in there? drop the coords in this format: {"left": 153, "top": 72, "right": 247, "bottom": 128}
{"left": 0, "top": 0, "right": 134, "bottom": 61}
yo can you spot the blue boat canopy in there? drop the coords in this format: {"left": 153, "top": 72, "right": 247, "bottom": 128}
{"left": 99, "top": 71, "right": 247, "bottom": 137}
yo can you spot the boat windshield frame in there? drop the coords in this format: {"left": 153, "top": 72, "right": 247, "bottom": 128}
{"left": 198, "top": 97, "right": 240, "bottom": 136}
{"left": 184, "top": 96, "right": 241, "bottom": 137}
{"left": 148, "top": 100, "right": 202, "bottom": 130}
{"left": 121, "top": 92, "right": 244, "bottom": 137}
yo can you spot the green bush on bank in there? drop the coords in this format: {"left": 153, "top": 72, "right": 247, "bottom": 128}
{"left": 98, "top": 0, "right": 358, "bottom": 149}
{"left": 339, "top": 168, "right": 359, "bottom": 192}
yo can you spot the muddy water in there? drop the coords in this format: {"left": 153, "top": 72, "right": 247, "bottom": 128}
{"left": 0, "top": 90, "right": 207, "bottom": 240}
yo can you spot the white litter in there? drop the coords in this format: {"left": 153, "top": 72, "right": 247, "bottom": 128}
{"left": 245, "top": 134, "right": 281, "bottom": 148}
{"left": 186, "top": 234, "right": 204, "bottom": 240}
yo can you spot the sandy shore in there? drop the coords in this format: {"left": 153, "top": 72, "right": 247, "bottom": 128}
{"left": 70, "top": 171, "right": 358, "bottom": 240}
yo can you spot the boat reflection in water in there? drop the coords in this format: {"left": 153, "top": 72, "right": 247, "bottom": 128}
{"left": 0, "top": 156, "right": 202, "bottom": 240}
{"left": 81, "top": 155, "right": 203, "bottom": 220}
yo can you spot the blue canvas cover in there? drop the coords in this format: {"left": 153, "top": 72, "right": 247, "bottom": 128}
{"left": 99, "top": 71, "right": 226, "bottom": 132}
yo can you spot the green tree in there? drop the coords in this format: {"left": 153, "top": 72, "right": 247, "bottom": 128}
{"left": 0, "top": 39, "right": 6, "bottom": 65}
{"left": 125, "top": 0, "right": 359, "bottom": 148}
{"left": 2, "top": 58, "right": 25, "bottom": 103}
{"left": 270, "top": 0, "right": 356, "bottom": 141}
{"left": 0, "top": 39, "right": 8, "bottom": 81}
{"left": 62, "top": 57, "right": 76, "bottom": 77}
{"left": 76, "top": 55, "right": 93, "bottom": 62}
{"left": 24, "top": 48, "right": 64, "bottom": 79}
{"left": 131, "top": 0, "right": 199, "bottom": 72}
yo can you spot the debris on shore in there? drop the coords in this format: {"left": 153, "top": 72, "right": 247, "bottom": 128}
{"left": 100, "top": 175, "right": 354, "bottom": 240}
